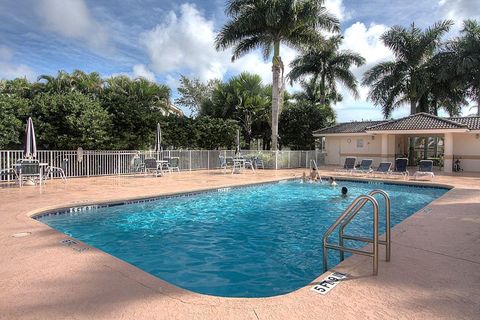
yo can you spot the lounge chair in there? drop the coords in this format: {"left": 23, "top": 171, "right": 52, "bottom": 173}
{"left": 413, "top": 160, "right": 435, "bottom": 180}
{"left": 389, "top": 158, "right": 409, "bottom": 179}
{"left": 335, "top": 157, "right": 357, "bottom": 174}
{"left": 352, "top": 159, "right": 373, "bottom": 175}
{"left": 371, "top": 162, "right": 392, "bottom": 177}
{"left": 144, "top": 158, "right": 163, "bottom": 177}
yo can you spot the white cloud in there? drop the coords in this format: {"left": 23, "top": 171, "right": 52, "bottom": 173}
{"left": 36, "top": 0, "right": 111, "bottom": 52}
{"left": 438, "top": 0, "right": 480, "bottom": 32}
{"left": 332, "top": 22, "right": 396, "bottom": 121}
{"left": 140, "top": 3, "right": 230, "bottom": 81}
{"left": 324, "top": 0, "right": 349, "bottom": 22}
{"left": 0, "top": 46, "right": 36, "bottom": 81}
{"left": 132, "top": 64, "right": 155, "bottom": 82}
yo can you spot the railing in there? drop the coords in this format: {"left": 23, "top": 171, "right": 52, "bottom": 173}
{"left": 322, "top": 190, "right": 391, "bottom": 276}
{"left": 0, "top": 149, "right": 326, "bottom": 180}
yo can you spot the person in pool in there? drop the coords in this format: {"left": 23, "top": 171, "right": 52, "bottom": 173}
{"left": 309, "top": 168, "right": 321, "bottom": 182}
{"left": 301, "top": 171, "right": 307, "bottom": 183}
{"left": 341, "top": 186, "right": 348, "bottom": 197}
{"left": 328, "top": 177, "right": 337, "bottom": 186}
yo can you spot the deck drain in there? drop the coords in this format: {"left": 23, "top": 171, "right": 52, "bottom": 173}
{"left": 12, "top": 232, "right": 31, "bottom": 238}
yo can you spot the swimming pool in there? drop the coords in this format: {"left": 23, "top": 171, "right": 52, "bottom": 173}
{"left": 36, "top": 180, "right": 447, "bottom": 297}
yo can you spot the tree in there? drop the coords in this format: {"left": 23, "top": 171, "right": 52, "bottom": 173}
{"left": 215, "top": 0, "right": 339, "bottom": 150}
{"left": 175, "top": 76, "right": 220, "bottom": 115}
{"left": 279, "top": 101, "right": 335, "bottom": 150}
{"left": 30, "top": 92, "right": 111, "bottom": 149}
{"left": 292, "top": 78, "right": 342, "bottom": 110}
{"left": 101, "top": 75, "right": 171, "bottom": 149}
{"left": 200, "top": 72, "right": 271, "bottom": 149}
{"left": 362, "top": 20, "right": 453, "bottom": 118}
{"left": 194, "top": 116, "right": 239, "bottom": 149}
{"left": 288, "top": 36, "right": 365, "bottom": 105}
{"left": 0, "top": 95, "right": 30, "bottom": 148}
{"left": 446, "top": 20, "right": 480, "bottom": 115}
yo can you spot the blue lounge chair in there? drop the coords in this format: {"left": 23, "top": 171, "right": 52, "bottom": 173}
{"left": 390, "top": 158, "right": 409, "bottom": 179}
{"left": 335, "top": 157, "right": 357, "bottom": 174}
{"left": 353, "top": 159, "right": 373, "bottom": 175}
{"left": 413, "top": 160, "right": 434, "bottom": 180}
{"left": 371, "top": 162, "right": 392, "bottom": 177}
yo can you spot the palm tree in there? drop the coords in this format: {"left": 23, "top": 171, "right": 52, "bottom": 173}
{"left": 288, "top": 36, "right": 365, "bottom": 105}
{"left": 291, "top": 78, "right": 336, "bottom": 120}
{"left": 446, "top": 20, "right": 480, "bottom": 115}
{"left": 362, "top": 20, "right": 453, "bottom": 118}
{"left": 215, "top": 0, "right": 339, "bottom": 150}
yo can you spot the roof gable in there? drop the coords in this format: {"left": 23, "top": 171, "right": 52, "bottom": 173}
{"left": 448, "top": 116, "right": 480, "bottom": 130}
{"left": 313, "top": 120, "right": 386, "bottom": 135}
{"left": 366, "top": 113, "right": 468, "bottom": 131}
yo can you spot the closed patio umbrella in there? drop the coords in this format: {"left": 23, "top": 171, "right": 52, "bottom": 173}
{"left": 235, "top": 129, "right": 241, "bottom": 156}
{"left": 23, "top": 117, "right": 37, "bottom": 159}
{"left": 155, "top": 123, "right": 162, "bottom": 159}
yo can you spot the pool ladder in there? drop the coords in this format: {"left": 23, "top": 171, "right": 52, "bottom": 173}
{"left": 322, "top": 189, "right": 391, "bottom": 275}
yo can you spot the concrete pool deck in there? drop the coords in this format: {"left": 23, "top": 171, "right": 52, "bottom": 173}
{"left": 0, "top": 168, "right": 479, "bottom": 319}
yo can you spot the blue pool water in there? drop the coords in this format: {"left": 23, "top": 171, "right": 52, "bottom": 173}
{"left": 37, "top": 180, "right": 447, "bottom": 297}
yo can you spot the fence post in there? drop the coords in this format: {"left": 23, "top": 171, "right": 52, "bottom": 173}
{"left": 87, "top": 152, "right": 90, "bottom": 177}
{"left": 6, "top": 151, "right": 10, "bottom": 182}
{"left": 275, "top": 150, "right": 278, "bottom": 170}
{"left": 207, "top": 150, "right": 210, "bottom": 170}
{"left": 189, "top": 150, "right": 192, "bottom": 171}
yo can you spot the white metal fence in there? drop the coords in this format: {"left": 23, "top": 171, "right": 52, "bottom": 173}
{"left": 0, "top": 149, "right": 325, "bottom": 180}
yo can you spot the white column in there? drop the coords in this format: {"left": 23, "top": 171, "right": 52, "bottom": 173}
{"left": 444, "top": 132, "right": 453, "bottom": 173}
{"left": 381, "top": 134, "right": 388, "bottom": 163}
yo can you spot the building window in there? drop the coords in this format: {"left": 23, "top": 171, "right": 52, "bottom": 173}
{"left": 356, "top": 139, "right": 364, "bottom": 148}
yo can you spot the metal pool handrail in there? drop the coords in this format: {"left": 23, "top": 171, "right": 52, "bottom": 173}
{"left": 339, "top": 189, "right": 391, "bottom": 262}
{"left": 322, "top": 194, "right": 380, "bottom": 275}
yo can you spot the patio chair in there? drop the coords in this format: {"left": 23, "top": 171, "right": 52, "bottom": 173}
{"left": 352, "top": 159, "right": 373, "bottom": 175}
{"left": 144, "top": 158, "right": 163, "bottom": 177}
{"left": 413, "top": 160, "right": 435, "bottom": 180}
{"left": 165, "top": 157, "right": 180, "bottom": 172}
{"left": 389, "top": 158, "right": 409, "bottom": 179}
{"left": 243, "top": 156, "right": 256, "bottom": 173}
{"left": 0, "top": 168, "right": 18, "bottom": 181}
{"left": 253, "top": 156, "right": 264, "bottom": 170}
{"left": 371, "top": 162, "right": 392, "bottom": 177}
{"left": 43, "top": 165, "right": 67, "bottom": 183}
{"left": 335, "top": 157, "right": 357, "bottom": 174}
{"left": 17, "top": 159, "right": 43, "bottom": 187}
{"left": 132, "top": 157, "right": 145, "bottom": 174}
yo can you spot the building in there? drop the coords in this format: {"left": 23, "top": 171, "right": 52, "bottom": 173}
{"left": 313, "top": 113, "right": 480, "bottom": 172}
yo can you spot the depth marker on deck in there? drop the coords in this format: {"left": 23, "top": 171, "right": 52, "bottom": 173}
{"left": 311, "top": 272, "right": 347, "bottom": 295}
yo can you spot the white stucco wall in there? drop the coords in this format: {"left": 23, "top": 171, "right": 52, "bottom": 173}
{"left": 325, "top": 135, "right": 384, "bottom": 166}
{"left": 452, "top": 133, "right": 480, "bottom": 172}
{"left": 324, "top": 132, "right": 480, "bottom": 172}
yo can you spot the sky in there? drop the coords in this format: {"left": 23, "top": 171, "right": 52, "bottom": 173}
{"left": 0, "top": 0, "right": 479, "bottom": 121}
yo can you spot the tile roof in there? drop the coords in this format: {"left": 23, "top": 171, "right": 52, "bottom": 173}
{"left": 448, "top": 116, "right": 480, "bottom": 130}
{"left": 313, "top": 120, "right": 387, "bottom": 134}
{"left": 314, "top": 113, "right": 480, "bottom": 135}
{"left": 366, "top": 113, "right": 468, "bottom": 131}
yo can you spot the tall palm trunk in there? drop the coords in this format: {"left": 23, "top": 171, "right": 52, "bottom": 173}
{"left": 477, "top": 96, "right": 480, "bottom": 116}
{"left": 410, "top": 99, "right": 417, "bottom": 114}
{"left": 271, "top": 41, "right": 282, "bottom": 150}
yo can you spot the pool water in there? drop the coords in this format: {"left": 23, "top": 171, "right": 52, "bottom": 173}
{"left": 37, "top": 180, "right": 447, "bottom": 297}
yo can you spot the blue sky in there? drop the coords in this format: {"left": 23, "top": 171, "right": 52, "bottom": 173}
{"left": 0, "top": 0, "right": 479, "bottom": 121}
